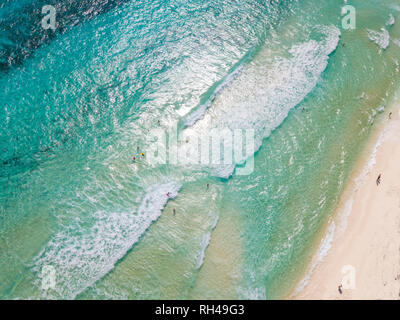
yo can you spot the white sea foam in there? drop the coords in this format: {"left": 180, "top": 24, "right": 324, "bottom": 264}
{"left": 354, "top": 131, "right": 385, "bottom": 187}
{"left": 182, "top": 25, "right": 340, "bottom": 178}
{"left": 32, "top": 181, "right": 181, "bottom": 299}
{"left": 196, "top": 212, "right": 219, "bottom": 269}
{"left": 238, "top": 286, "right": 267, "bottom": 300}
{"left": 291, "top": 222, "right": 336, "bottom": 297}
{"left": 196, "top": 232, "right": 212, "bottom": 269}
{"left": 386, "top": 14, "right": 395, "bottom": 26}
{"left": 335, "top": 198, "right": 354, "bottom": 238}
{"left": 393, "top": 39, "right": 400, "bottom": 48}
{"left": 367, "top": 28, "right": 390, "bottom": 50}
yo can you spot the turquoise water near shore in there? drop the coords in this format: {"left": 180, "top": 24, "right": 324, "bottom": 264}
{"left": 1, "top": 0, "right": 400, "bottom": 299}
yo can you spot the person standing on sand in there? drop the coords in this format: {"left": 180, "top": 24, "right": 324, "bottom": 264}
{"left": 376, "top": 174, "right": 382, "bottom": 186}
{"left": 338, "top": 284, "right": 343, "bottom": 294}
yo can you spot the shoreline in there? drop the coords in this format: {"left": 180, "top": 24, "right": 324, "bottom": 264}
{"left": 289, "top": 99, "right": 400, "bottom": 300}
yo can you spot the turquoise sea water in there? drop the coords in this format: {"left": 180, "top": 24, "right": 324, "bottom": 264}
{"left": 1, "top": 0, "right": 400, "bottom": 299}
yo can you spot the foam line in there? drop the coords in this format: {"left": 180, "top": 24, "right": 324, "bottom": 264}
{"left": 32, "top": 181, "right": 182, "bottom": 299}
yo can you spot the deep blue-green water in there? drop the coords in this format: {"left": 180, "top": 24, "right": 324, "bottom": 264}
{"left": 1, "top": 0, "right": 400, "bottom": 299}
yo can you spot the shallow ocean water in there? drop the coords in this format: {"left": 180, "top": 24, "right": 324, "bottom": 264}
{"left": 1, "top": 0, "right": 400, "bottom": 299}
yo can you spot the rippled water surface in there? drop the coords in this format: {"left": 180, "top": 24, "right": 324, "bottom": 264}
{"left": 1, "top": 0, "right": 400, "bottom": 299}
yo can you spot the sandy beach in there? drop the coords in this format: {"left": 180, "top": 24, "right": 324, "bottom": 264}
{"left": 291, "top": 102, "right": 400, "bottom": 300}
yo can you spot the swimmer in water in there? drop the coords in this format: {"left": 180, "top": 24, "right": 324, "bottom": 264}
{"left": 140, "top": 152, "right": 145, "bottom": 157}
{"left": 132, "top": 156, "right": 136, "bottom": 162}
